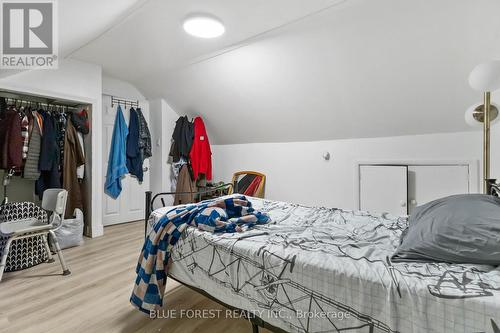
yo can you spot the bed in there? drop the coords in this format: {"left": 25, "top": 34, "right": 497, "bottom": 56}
{"left": 145, "top": 192, "right": 500, "bottom": 333}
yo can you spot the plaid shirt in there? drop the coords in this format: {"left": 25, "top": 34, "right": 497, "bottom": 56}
{"left": 20, "top": 113, "right": 29, "bottom": 159}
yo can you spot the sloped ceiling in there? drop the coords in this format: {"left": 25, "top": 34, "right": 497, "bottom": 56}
{"left": 69, "top": 0, "right": 340, "bottom": 80}
{"left": 71, "top": 0, "right": 500, "bottom": 144}
{"left": 0, "top": 0, "right": 146, "bottom": 79}
{"left": 59, "top": 0, "right": 149, "bottom": 56}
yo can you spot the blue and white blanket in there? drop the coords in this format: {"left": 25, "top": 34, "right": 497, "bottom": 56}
{"left": 130, "top": 195, "right": 270, "bottom": 313}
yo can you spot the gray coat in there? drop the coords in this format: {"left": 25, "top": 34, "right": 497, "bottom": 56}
{"left": 136, "top": 108, "right": 152, "bottom": 160}
{"left": 23, "top": 116, "right": 41, "bottom": 180}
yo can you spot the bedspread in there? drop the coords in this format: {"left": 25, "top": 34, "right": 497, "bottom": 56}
{"left": 149, "top": 196, "right": 500, "bottom": 333}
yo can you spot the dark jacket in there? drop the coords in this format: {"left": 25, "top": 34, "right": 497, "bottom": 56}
{"left": 0, "top": 110, "right": 23, "bottom": 171}
{"left": 169, "top": 116, "right": 194, "bottom": 163}
{"left": 0, "top": 97, "right": 6, "bottom": 113}
{"left": 126, "top": 108, "right": 143, "bottom": 182}
{"left": 136, "top": 108, "right": 152, "bottom": 160}
{"left": 36, "top": 111, "right": 61, "bottom": 198}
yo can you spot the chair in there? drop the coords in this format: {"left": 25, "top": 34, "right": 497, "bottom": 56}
{"left": 229, "top": 171, "right": 266, "bottom": 198}
{"left": 0, "top": 189, "right": 71, "bottom": 282}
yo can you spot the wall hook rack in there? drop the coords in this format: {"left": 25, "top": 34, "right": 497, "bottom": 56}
{"left": 111, "top": 96, "right": 139, "bottom": 109}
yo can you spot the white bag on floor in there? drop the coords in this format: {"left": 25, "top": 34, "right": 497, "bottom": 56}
{"left": 54, "top": 208, "right": 84, "bottom": 249}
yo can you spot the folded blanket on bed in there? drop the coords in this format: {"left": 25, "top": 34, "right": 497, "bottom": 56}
{"left": 130, "top": 195, "right": 270, "bottom": 314}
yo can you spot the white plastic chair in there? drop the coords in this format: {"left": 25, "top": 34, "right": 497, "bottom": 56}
{"left": 0, "top": 189, "right": 71, "bottom": 282}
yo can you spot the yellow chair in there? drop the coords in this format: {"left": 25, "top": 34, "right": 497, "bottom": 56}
{"left": 230, "top": 171, "right": 266, "bottom": 198}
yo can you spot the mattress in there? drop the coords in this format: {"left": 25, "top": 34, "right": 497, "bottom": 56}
{"left": 149, "top": 196, "right": 500, "bottom": 333}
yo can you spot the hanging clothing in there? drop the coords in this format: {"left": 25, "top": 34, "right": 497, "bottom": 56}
{"left": 126, "top": 107, "right": 143, "bottom": 182}
{"left": 189, "top": 117, "right": 212, "bottom": 181}
{"left": 38, "top": 111, "right": 60, "bottom": 171}
{"left": 27, "top": 109, "right": 34, "bottom": 146}
{"left": 169, "top": 116, "right": 194, "bottom": 163}
{"left": 55, "top": 113, "right": 67, "bottom": 171}
{"left": 63, "top": 118, "right": 85, "bottom": 218}
{"left": 170, "top": 157, "right": 188, "bottom": 192}
{"left": 136, "top": 108, "right": 152, "bottom": 161}
{"left": 0, "top": 109, "right": 23, "bottom": 171}
{"left": 76, "top": 132, "right": 85, "bottom": 181}
{"left": 36, "top": 111, "right": 61, "bottom": 198}
{"left": 23, "top": 111, "right": 42, "bottom": 180}
{"left": 70, "top": 108, "right": 90, "bottom": 134}
{"left": 0, "top": 97, "right": 6, "bottom": 113}
{"left": 174, "top": 164, "right": 196, "bottom": 205}
{"left": 32, "top": 110, "right": 44, "bottom": 135}
{"left": 105, "top": 105, "right": 129, "bottom": 199}
{"left": 20, "top": 113, "right": 29, "bottom": 160}
{"left": 73, "top": 107, "right": 87, "bottom": 181}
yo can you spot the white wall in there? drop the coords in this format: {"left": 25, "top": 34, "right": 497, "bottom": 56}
{"left": 212, "top": 131, "right": 483, "bottom": 209}
{"left": 0, "top": 59, "right": 102, "bottom": 100}
{"left": 0, "top": 59, "right": 103, "bottom": 237}
{"left": 102, "top": 75, "right": 146, "bottom": 100}
{"left": 149, "top": 99, "right": 179, "bottom": 204}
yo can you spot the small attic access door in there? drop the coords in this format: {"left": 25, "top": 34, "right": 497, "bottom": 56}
{"left": 357, "top": 161, "right": 474, "bottom": 216}
{"left": 101, "top": 95, "right": 150, "bottom": 226}
{"left": 360, "top": 165, "right": 408, "bottom": 216}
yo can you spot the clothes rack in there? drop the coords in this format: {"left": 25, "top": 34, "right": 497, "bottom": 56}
{"left": 1, "top": 95, "right": 88, "bottom": 211}
{"left": 3, "top": 97, "right": 81, "bottom": 113}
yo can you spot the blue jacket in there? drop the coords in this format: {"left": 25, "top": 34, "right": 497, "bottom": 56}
{"left": 105, "top": 105, "right": 129, "bottom": 198}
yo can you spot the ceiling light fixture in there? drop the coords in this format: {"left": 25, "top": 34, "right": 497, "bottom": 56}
{"left": 183, "top": 15, "right": 225, "bottom": 39}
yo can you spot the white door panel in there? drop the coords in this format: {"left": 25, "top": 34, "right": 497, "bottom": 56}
{"left": 127, "top": 175, "right": 145, "bottom": 214}
{"left": 102, "top": 96, "right": 150, "bottom": 226}
{"left": 360, "top": 165, "right": 408, "bottom": 216}
{"left": 407, "top": 165, "right": 469, "bottom": 214}
{"left": 104, "top": 196, "right": 119, "bottom": 215}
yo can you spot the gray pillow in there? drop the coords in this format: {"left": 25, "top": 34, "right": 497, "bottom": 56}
{"left": 392, "top": 194, "right": 500, "bottom": 265}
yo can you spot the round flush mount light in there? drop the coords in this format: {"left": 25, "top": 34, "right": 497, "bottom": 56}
{"left": 183, "top": 15, "right": 225, "bottom": 38}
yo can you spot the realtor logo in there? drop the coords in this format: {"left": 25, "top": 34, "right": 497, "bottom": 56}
{"left": 1, "top": 0, "right": 58, "bottom": 69}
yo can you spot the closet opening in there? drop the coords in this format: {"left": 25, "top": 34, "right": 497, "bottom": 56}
{"left": 0, "top": 89, "right": 94, "bottom": 237}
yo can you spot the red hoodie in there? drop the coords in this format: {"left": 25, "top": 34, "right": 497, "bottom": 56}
{"left": 189, "top": 117, "right": 212, "bottom": 180}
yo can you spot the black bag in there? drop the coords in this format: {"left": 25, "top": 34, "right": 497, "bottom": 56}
{"left": 71, "top": 109, "right": 90, "bottom": 134}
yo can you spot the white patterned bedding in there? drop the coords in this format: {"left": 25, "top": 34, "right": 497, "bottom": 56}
{"left": 149, "top": 196, "right": 500, "bottom": 333}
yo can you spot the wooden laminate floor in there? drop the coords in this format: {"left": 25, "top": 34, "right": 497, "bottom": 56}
{"left": 0, "top": 221, "right": 271, "bottom": 333}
